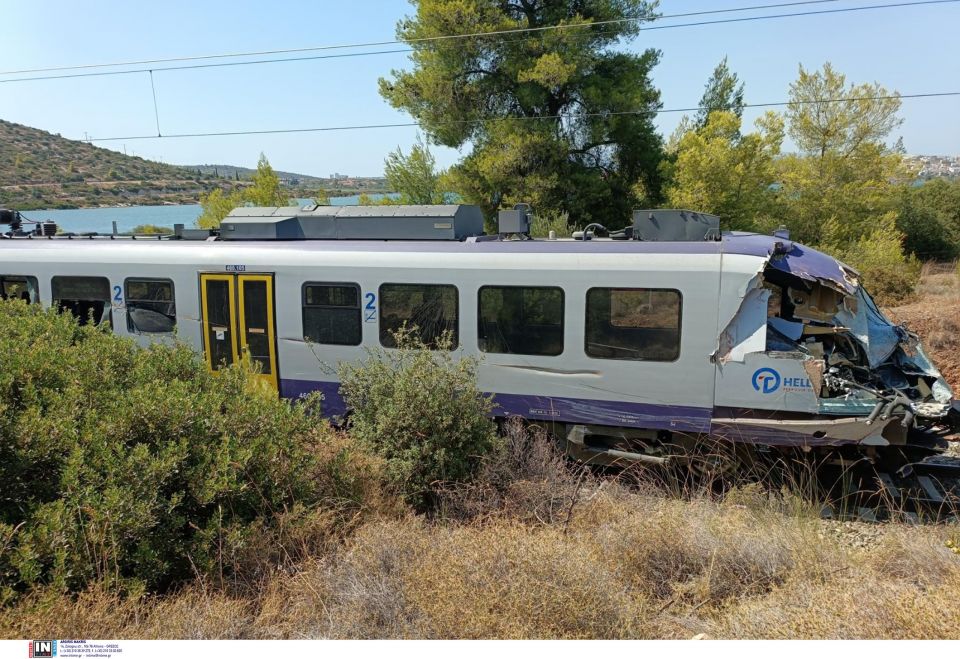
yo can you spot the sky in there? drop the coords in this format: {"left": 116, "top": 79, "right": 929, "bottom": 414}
{"left": 1, "top": 0, "right": 958, "bottom": 177}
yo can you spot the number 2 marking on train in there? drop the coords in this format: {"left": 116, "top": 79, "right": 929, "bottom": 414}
{"left": 112, "top": 285, "right": 123, "bottom": 307}
{"left": 364, "top": 292, "right": 377, "bottom": 322}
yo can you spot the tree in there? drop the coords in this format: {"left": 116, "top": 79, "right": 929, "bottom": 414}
{"left": 245, "top": 153, "right": 288, "bottom": 207}
{"left": 694, "top": 56, "right": 744, "bottom": 130}
{"left": 776, "top": 63, "right": 906, "bottom": 246}
{"left": 773, "top": 63, "right": 919, "bottom": 300}
{"left": 384, "top": 137, "right": 445, "bottom": 204}
{"left": 379, "top": 0, "right": 665, "bottom": 227}
{"left": 663, "top": 111, "right": 782, "bottom": 232}
{"left": 786, "top": 63, "right": 902, "bottom": 161}
{"left": 197, "top": 187, "right": 244, "bottom": 229}
{"left": 896, "top": 177, "right": 960, "bottom": 260}
{"left": 197, "top": 154, "right": 289, "bottom": 229}
{"left": 312, "top": 187, "right": 330, "bottom": 205}
{"left": 821, "top": 212, "right": 920, "bottom": 306}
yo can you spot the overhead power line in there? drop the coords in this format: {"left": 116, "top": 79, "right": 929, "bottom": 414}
{"left": 84, "top": 91, "right": 960, "bottom": 142}
{"left": 0, "top": 1, "right": 846, "bottom": 76}
{"left": 1, "top": 0, "right": 957, "bottom": 84}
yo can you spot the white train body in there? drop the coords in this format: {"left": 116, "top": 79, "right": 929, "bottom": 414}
{"left": 1, "top": 205, "right": 954, "bottom": 461}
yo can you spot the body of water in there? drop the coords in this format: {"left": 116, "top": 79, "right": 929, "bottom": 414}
{"left": 22, "top": 193, "right": 400, "bottom": 234}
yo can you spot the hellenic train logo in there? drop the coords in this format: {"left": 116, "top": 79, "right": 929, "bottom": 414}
{"left": 752, "top": 367, "right": 781, "bottom": 394}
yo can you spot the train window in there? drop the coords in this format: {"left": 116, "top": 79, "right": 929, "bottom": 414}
{"left": 51, "top": 276, "right": 112, "bottom": 327}
{"left": 379, "top": 283, "right": 458, "bottom": 350}
{"left": 478, "top": 286, "right": 564, "bottom": 356}
{"left": 585, "top": 288, "right": 681, "bottom": 361}
{"left": 302, "top": 283, "right": 362, "bottom": 346}
{"left": 0, "top": 276, "right": 38, "bottom": 303}
{"left": 125, "top": 278, "right": 176, "bottom": 334}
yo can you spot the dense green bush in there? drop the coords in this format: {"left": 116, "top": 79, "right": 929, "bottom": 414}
{"left": 338, "top": 329, "right": 499, "bottom": 510}
{"left": 820, "top": 213, "right": 921, "bottom": 306}
{"left": 896, "top": 178, "right": 960, "bottom": 261}
{"left": 0, "top": 301, "right": 378, "bottom": 602}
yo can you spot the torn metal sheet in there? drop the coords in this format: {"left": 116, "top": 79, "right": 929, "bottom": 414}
{"left": 764, "top": 240, "right": 859, "bottom": 294}
{"left": 834, "top": 287, "right": 902, "bottom": 368}
{"left": 903, "top": 342, "right": 953, "bottom": 403}
{"left": 802, "top": 359, "right": 825, "bottom": 397}
{"left": 716, "top": 284, "right": 769, "bottom": 363}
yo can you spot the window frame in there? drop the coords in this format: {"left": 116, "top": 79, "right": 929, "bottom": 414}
{"left": 124, "top": 276, "right": 177, "bottom": 334}
{"left": 0, "top": 275, "right": 39, "bottom": 303}
{"left": 583, "top": 286, "right": 683, "bottom": 363}
{"left": 378, "top": 282, "right": 460, "bottom": 350}
{"left": 51, "top": 275, "right": 111, "bottom": 301}
{"left": 301, "top": 281, "right": 363, "bottom": 347}
{"left": 50, "top": 275, "right": 112, "bottom": 326}
{"left": 477, "top": 284, "right": 565, "bottom": 356}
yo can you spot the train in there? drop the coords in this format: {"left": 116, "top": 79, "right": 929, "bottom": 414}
{"left": 2, "top": 204, "right": 958, "bottom": 504}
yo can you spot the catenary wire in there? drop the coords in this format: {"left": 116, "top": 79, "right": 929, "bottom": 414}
{"left": 84, "top": 91, "right": 960, "bottom": 142}
{"left": 1, "top": 0, "right": 958, "bottom": 84}
{"left": 0, "top": 1, "right": 849, "bottom": 76}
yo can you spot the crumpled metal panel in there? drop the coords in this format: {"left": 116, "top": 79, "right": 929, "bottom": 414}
{"left": 835, "top": 287, "right": 903, "bottom": 368}
{"left": 904, "top": 342, "right": 954, "bottom": 403}
{"left": 724, "top": 233, "right": 858, "bottom": 294}
{"left": 766, "top": 242, "right": 859, "bottom": 295}
{"left": 715, "top": 282, "right": 769, "bottom": 363}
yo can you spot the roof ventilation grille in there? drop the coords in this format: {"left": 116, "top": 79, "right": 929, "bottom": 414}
{"left": 220, "top": 204, "right": 485, "bottom": 241}
{"left": 632, "top": 209, "right": 721, "bottom": 242}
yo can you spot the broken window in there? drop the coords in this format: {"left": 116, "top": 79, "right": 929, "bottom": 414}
{"left": 379, "top": 283, "right": 458, "bottom": 350}
{"left": 302, "top": 283, "right": 362, "bottom": 346}
{"left": 0, "top": 275, "right": 38, "bottom": 303}
{"left": 52, "top": 276, "right": 111, "bottom": 326}
{"left": 125, "top": 278, "right": 176, "bottom": 334}
{"left": 478, "top": 285, "right": 564, "bottom": 356}
{"left": 585, "top": 288, "right": 681, "bottom": 361}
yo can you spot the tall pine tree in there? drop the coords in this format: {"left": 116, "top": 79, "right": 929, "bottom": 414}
{"left": 379, "top": 0, "right": 665, "bottom": 227}
{"left": 694, "top": 56, "right": 745, "bottom": 130}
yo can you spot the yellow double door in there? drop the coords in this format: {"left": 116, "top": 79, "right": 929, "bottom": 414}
{"left": 199, "top": 273, "right": 279, "bottom": 391}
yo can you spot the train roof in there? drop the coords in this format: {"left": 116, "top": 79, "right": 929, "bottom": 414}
{"left": 0, "top": 231, "right": 855, "bottom": 290}
{"left": 1, "top": 204, "right": 856, "bottom": 292}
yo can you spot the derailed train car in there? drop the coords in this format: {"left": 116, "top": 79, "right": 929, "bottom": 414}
{"left": 1, "top": 205, "right": 958, "bottom": 503}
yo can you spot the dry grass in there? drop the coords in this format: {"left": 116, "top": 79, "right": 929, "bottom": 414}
{"left": 885, "top": 265, "right": 960, "bottom": 390}
{"left": 4, "top": 484, "right": 959, "bottom": 640}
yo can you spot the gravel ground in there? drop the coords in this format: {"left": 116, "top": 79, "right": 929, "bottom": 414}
{"left": 818, "top": 519, "right": 890, "bottom": 550}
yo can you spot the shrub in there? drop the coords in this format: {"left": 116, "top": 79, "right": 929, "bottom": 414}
{"left": 0, "top": 301, "right": 381, "bottom": 601}
{"left": 529, "top": 209, "right": 571, "bottom": 238}
{"left": 437, "top": 418, "right": 591, "bottom": 524}
{"left": 820, "top": 212, "right": 921, "bottom": 306}
{"left": 337, "top": 328, "right": 499, "bottom": 510}
{"left": 128, "top": 224, "right": 172, "bottom": 235}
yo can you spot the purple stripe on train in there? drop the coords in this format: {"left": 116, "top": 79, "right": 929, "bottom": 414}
{"left": 280, "top": 379, "right": 867, "bottom": 446}
{"left": 279, "top": 378, "right": 712, "bottom": 433}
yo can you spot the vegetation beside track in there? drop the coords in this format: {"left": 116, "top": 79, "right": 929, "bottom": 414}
{"left": 1, "top": 276, "right": 959, "bottom": 638}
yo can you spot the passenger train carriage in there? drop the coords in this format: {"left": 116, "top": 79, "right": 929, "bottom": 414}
{"left": 2, "top": 205, "right": 958, "bottom": 492}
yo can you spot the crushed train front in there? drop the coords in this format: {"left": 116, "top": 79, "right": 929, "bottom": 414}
{"left": 712, "top": 233, "right": 956, "bottom": 447}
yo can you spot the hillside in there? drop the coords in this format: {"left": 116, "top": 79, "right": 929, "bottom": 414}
{"left": 0, "top": 119, "right": 238, "bottom": 210}
{"left": 190, "top": 164, "right": 390, "bottom": 195}
{"left": 0, "top": 120, "right": 385, "bottom": 210}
